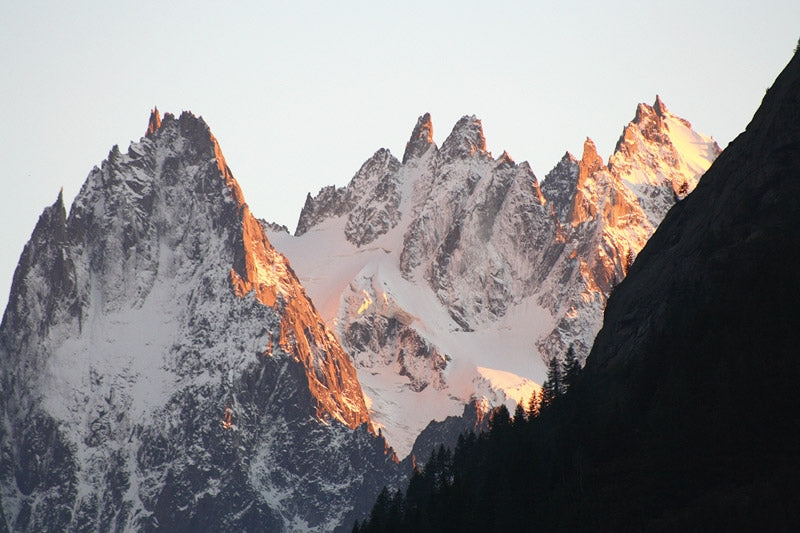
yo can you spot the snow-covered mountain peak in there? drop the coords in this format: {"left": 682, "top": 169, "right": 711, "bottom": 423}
{"left": 0, "top": 189, "right": 72, "bottom": 342}
{"left": 68, "top": 109, "right": 372, "bottom": 430}
{"left": 402, "top": 112, "right": 436, "bottom": 164}
{"left": 269, "top": 101, "right": 719, "bottom": 458}
{"left": 610, "top": 96, "right": 721, "bottom": 224}
{"left": 295, "top": 147, "right": 403, "bottom": 247}
{"left": 440, "top": 114, "right": 487, "bottom": 159}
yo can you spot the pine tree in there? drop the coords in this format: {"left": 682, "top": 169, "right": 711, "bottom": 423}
{"left": 562, "top": 344, "right": 582, "bottom": 393}
{"left": 367, "top": 486, "right": 391, "bottom": 531}
{"left": 513, "top": 400, "right": 527, "bottom": 425}
{"left": 489, "top": 404, "right": 511, "bottom": 433}
{"left": 527, "top": 388, "right": 541, "bottom": 418}
{"left": 542, "top": 356, "right": 562, "bottom": 407}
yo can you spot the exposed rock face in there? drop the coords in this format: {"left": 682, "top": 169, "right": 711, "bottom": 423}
{"left": 343, "top": 150, "right": 403, "bottom": 247}
{"left": 259, "top": 219, "right": 290, "bottom": 234}
{"left": 0, "top": 112, "right": 400, "bottom": 531}
{"left": 535, "top": 97, "right": 720, "bottom": 361}
{"left": 438, "top": 115, "right": 487, "bottom": 159}
{"left": 296, "top": 149, "right": 402, "bottom": 247}
{"left": 341, "top": 276, "right": 450, "bottom": 393}
{"left": 400, "top": 123, "right": 555, "bottom": 328}
{"left": 402, "top": 112, "right": 435, "bottom": 164}
{"left": 540, "top": 152, "right": 579, "bottom": 224}
{"left": 145, "top": 107, "right": 161, "bottom": 136}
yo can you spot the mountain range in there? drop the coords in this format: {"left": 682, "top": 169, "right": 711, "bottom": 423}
{"left": 270, "top": 96, "right": 718, "bottom": 455}
{"left": 0, "top": 80, "right": 745, "bottom": 530}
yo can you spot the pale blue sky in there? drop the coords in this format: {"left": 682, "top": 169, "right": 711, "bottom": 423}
{"left": 1, "top": 1, "right": 798, "bottom": 312}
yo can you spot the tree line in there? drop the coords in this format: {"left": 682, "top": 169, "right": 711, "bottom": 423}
{"left": 353, "top": 346, "right": 584, "bottom": 532}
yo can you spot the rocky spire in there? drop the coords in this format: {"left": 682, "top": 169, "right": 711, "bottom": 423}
{"left": 440, "top": 115, "right": 487, "bottom": 159}
{"left": 578, "top": 137, "right": 604, "bottom": 179}
{"left": 402, "top": 112, "right": 435, "bottom": 164}
{"left": 653, "top": 94, "right": 668, "bottom": 117}
{"left": 146, "top": 106, "right": 162, "bottom": 136}
{"left": 636, "top": 95, "right": 680, "bottom": 133}
{"left": 1, "top": 188, "right": 74, "bottom": 343}
{"left": 566, "top": 138, "right": 606, "bottom": 227}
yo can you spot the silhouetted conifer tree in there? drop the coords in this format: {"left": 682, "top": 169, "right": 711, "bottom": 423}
{"left": 542, "top": 356, "right": 562, "bottom": 407}
{"left": 562, "top": 344, "right": 582, "bottom": 392}
{"left": 513, "top": 400, "right": 527, "bottom": 425}
{"left": 527, "top": 388, "right": 541, "bottom": 418}
{"left": 489, "top": 404, "right": 511, "bottom": 433}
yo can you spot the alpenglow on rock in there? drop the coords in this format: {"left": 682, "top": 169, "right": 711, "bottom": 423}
{"left": 268, "top": 98, "right": 719, "bottom": 457}
{"left": 0, "top": 110, "right": 401, "bottom": 532}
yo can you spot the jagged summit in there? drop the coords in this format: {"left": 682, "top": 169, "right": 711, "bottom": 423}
{"left": 591, "top": 49, "right": 800, "bottom": 395}
{"left": 402, "top": 112, "right": 435, "bottom": 164}
{"left": 633, "top": 96, "right": 667, "bottom": 124}
{"left": 146, "top": 106, "right": 162, "bottom": 136}
{"left": 627, "top": 95, "right": 695, "bottom": 150}
{"left": 610, "top": 96, "right": 720, "bottom": 224}
{"left": 1, "top": 189, "right": 72, "bottom": 338}
{"left": 440, "top": 114, "right": 487, "bottom": 158}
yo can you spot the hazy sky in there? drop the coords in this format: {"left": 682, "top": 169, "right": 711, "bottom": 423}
{"left": 1, "top": 1, "right": 798, "bottom": 312}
